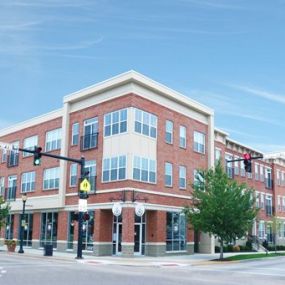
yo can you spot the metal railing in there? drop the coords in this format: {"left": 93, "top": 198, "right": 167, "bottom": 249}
{"left": 80, "top": 133, "right": 98, "bottom": 151}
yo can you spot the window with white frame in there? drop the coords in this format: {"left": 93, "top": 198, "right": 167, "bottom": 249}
{"left": 283, "top": 197, "right": 285, "bottom": 212}
{"left": 179, "top": 166, "right": 186, "bottom": 189}
{"left": 278, "top": 196, "right": 282, "bottom": 211}
{"left": 69, "top": 164, "right": 77, "bottom": 187}
{"left": 84, "top": 160, "right": 96, "bottom": 191}
{"left": 43, "top": 167, "right": 60, "bottom": 190}
{"left": 23, "top": 135, "right": 38, "bottom": 157}
{"left": 277, "top": 169, "right": 281, "bottom": 186}
{"left": 133, "top": 156, "right": 156, "bottom": 183}
{"left": 234, "top": 157, "right": 239, "bottom": 175}
{"left": 102, "top": 155, "right": 126, "bottom": 182}
{"left": 21, "top": 171, "right": 35, "bottom": 193}
{"left": 265, "top": 195, "right": 272, "bottom": 216}
{"left": 165, "top": 162, "right": 173, "bottom": 187}
{"left": 215, "top": 148, "right": 221, "bottom": 165}
{"left": 255, "top": 163, "right": 259, "bottom": 180}
{"left": 1, "top": 149, "right": 7, "bottom": 163}
{"left": 104, "top": 109, "right": 127, "bottom": 137}
{"left": 260, "top": 193, "right": 265, "bottom": 209}
{"left": 282, "top": 172, "right": 285, "bottom": 186}
{"left": 258, "top": 221, "right": 265, "bottom": 239}
{"left": 260, "top": 165, "right": 264, "bottom": 182}
{"left": 240, "top": 157, "right": 245, "bottom": 177}
{"left": 179, "top": 126, "right": 186, "bottom": 148}
{"left": 45, "top": 128, "right": 62, "bottom": 152}
{"left": 165, "top": 120, "right": 173, "bottom": 144}
{"left": 0, "top": 177, "right": 4, "bottom": 196}
{"left": 255, "top": 192, "right": 260, "bottom": 208}
{"left": 134, "top": 108, "right": 157, "bottom": 139}
{"left": 71, "top": 123, "right": 79, "bottom": 146}
{"left": 194, "top": 131, "right": 205, "bottom": 154}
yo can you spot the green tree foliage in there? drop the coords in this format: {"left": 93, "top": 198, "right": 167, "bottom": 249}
{"left": 184, "top": 161, "right": 258, "bottom": 260}
{"left": 0, "top": 196, "right": 10, "bottom": 233}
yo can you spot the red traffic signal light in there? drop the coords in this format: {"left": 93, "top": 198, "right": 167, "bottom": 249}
{"left": 83, "top": 212, "right": 90, "bottom": 221}
{"left": 243, "top": 153, "right": 252, "bottom": 173}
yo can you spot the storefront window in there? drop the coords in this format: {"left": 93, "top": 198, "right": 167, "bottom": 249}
{"left": 5, "top": 214, "right": 14, "bottom": 239}
{"left": 166, "top": 212, "right": 186, "bottom": 251}
{"left": 67, "top": 212, "right": 76, "bottom": 250}
{"left": 40, "top": 212, "right": 58, "bottom": 248}
{"left": 82, "top": 211, "right": 94, "bottom": 251}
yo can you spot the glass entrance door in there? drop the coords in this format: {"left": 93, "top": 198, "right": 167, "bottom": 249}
{"left": 134, "top": 214, "right": 145, "bottom": 255}
{"left": 112, "top": 215, "right": 122, "bottom": 255}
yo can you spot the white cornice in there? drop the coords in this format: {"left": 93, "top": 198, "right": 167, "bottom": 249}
{"left": 0, "top": 108, "right": 63, "bottom": 137}
{"left": 63, "top": 70, "right": 214, "bottom": 117}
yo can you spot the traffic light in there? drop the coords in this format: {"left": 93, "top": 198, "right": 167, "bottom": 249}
{"left": 33, "top": 146, "right": 42, "bottom": 166}
{"left": 83, "top": 212, "right": 90, "bottom": 221}
{"left": 243, "top": 153, "right": 252, "bottom": 173}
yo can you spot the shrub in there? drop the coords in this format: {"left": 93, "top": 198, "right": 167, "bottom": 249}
{"left": 233, "top": 245, "right": 240, "bottom": 252}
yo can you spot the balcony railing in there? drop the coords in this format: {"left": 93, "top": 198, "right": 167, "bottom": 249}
{"left": 7, "top": 153, "right": 19, "bottom": 168}
{"left": 5, "top": 186, "right": 17, "bottom": 201}
{"left": 80, "top": 133, "right": 98, "bottom": 151}
{"left": 265, "top": 178, "right": 273, "bottom": 189}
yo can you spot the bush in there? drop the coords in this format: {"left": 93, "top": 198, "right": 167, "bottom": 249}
{"left": 233, "top": 245, "right": 240, "bottom": 252}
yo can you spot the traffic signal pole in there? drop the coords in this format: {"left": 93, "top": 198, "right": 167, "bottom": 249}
{"left": 17, "top": 147, "right": 87, "bottom": 259}
{"left": 226, "top": 155, "right": 263, "bottom": 163}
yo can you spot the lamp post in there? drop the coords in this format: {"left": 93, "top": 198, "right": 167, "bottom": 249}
{"left": 18, "top": 194, "right": 27, "bottom": 254}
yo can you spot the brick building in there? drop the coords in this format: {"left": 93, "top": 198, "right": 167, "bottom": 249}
{"left": 0, "top": 71, "right": 284, "bottom": 256}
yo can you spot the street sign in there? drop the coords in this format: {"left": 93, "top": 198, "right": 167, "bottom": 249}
{"left": 0, "top": 141, "right": 16, "bottom": 151}
{"left": 80, "top": 178, "right": 91, "bottom": 192}
{"left": 78, "top": 199, "right": 88, "bottom": 212}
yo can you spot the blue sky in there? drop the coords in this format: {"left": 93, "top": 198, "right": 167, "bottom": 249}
{"left": 1, "top": 0, "right": 285, "bottom": 153}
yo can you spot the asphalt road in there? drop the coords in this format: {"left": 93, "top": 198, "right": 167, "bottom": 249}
{"left": 1, "top": 254, "right": 285, "bottom": 285}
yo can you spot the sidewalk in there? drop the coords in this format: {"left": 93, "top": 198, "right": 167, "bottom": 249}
{"left": 0, "top": 246, "right": 258, "bottom": 267}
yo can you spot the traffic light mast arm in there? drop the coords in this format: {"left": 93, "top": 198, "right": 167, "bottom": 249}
{"left": 226, "top": 155, "right": 263, "bottom": 163}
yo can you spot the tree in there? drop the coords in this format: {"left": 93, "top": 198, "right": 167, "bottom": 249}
{"left": 0, "top": 196, "right": 10, "bottom": 234}
{"left": 184, "top": 161, "right": 258, "bottom": 260}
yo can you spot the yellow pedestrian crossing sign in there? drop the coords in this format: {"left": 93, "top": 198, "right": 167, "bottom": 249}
{"left": 80, "top": 178, "right": 91, "bottom": 192}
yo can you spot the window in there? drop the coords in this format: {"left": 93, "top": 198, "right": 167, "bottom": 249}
{"left": 277, "top": 170, "right": 281, "bottom": 186}
{"left": 260, "top": 193, "right": 265, "bottom": 209}
{"left": 215, "top": 148, "right": 221, "bottom": 165}
{"left": 255, "top": 192, "right": 260, "bottom": 208}
{"left": 165, "top": 162, "right": 173, "bottom": 187}
{"left": 179, "top": 166, "right": 186, "bottom": 189}
{"left": 193, "top": 169, "right": 205, "bottom": 190}
{"left": 82, "top": 118, "right": 98, "bottom": 150}
{"left": 21, "top": 171, "right": 35, "bottom": 193}
{"left": 102, "top": 155, "right": 126, "bottom": 182}
{"left": 43, "top": 167, "right": 60, "bottom": 190}
{"left": 265, "top": 168, "right": 272, "bottom": 189}
{"left": 1, "top": 149, "right": 7, "bottom": 163}
{"left": 5, "top": 215, "right": 14, "bottom": 240}
{"left": 134, "top": 108, "right": 157, "bottom": 138}
{"left": 282, "top": 172, "right": 285, "bottom": 186}
{"left": 258, "top": 221, "right": 265, "bottom": 239}
{"left": 84, "top": 160, "right": 96, "bottom": 192}
{"left": 278, "top": 196, "right": 282, "bottom": 211}
{"left": 40, "top": 212, "right": 58, "bottom": 248}
{"left": 255, "top": 163, "right": 259, "bottom": 180}
{"left": 0, "top": 177, "right": 4, "bottom": 196}
{"left": 7, "top": 175, "right": 17, "bottom": 201}
{"left": 133, "top": 156, "right": 156, "bottom": 183}
{"left": 225, "top": 154, "right": 233, "bottom": 179}
{"left": 265, "top": 196, "right": 272, "bottom": 216}
{"left": 45, "top": 128, "right": 61, "bottom": 152}
{"left": 71, "top": 123, "right": 79, "bottom": 146}
{"left": 240, "top": 158, "right": 245, "bottom": 177}
{"left": 179, "top": 126, "right": 186, "bottom": 148}
{"left": 283, "top": 197, "right": 285, "bottom": 212}
{"left": 234, "top": 157, "right": 239, "bottom": 175}
{"left": 260, "top": 165, "right": 264, "bottom": 182}
{"left": 166, "top": 212, "right": 186, "bottom": 252}
{"left": 104, "top": 109, "right": 127, "bottom": 137}
{"left": 7, "top": 142, "right": 19, "bottom": 167}
{"left": 165, "top": 120, "right": 173, "bottom": 144}
{"left": 194, "top": 131, "right": 205, "bottom": 154}
{"left": 23, "top": 136, "right": 38, "bottom": 157}
{"left": 69, "top": 164, "right": 77, "bottom": 187}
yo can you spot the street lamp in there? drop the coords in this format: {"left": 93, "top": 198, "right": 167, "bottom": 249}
{"left": 18, "top": 194, "right": 27, "bottom": 254}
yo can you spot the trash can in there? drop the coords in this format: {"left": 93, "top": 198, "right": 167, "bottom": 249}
{"left": 44, "top": 244, "right": 53, "bottom": 256}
